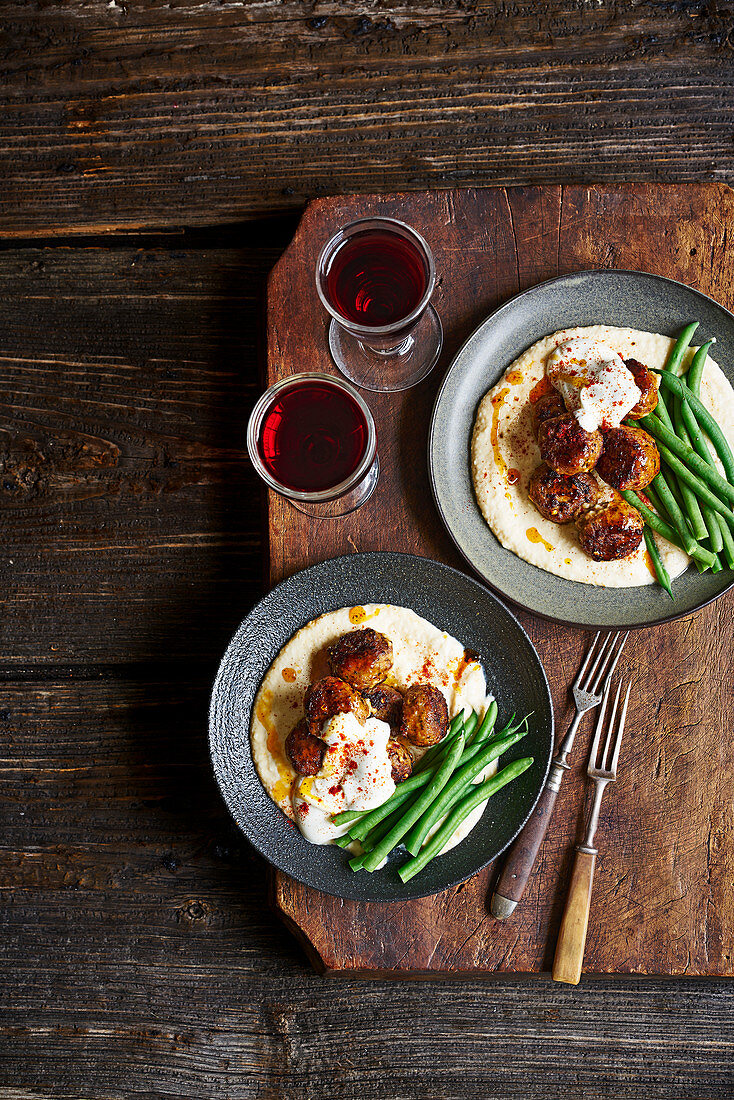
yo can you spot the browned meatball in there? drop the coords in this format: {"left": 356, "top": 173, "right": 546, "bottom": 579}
{"left": 327, "top": 628, "right": 393, "bottom": 691}
{"left": 576, "top": 498, "right": 644, "bottom": 561}
{"left": 531, "top": 391, "right": 567, "bottom": 440}
{"left": 527, "top": 462, "right": 600, "bottom": 524}
{"left": 400, "top": 684, "right": 449, "bottom": 747}
{"left": 285, "top": 718, "right": 325, "bottom": 776}
{"left": 386, "top": 738, "right": 413, "bottom": 783}
{"left": 596, "top": 426, "right": 660, "bottom": 491}
{"left": 304, "top": 676, "right": 369, "bottom": 736}
{"left": 538, "top": 413, "right": 603, "bottom": 475}
{"left": 625, "top": 358, "right": 659, "bottom": 419}
{"left": 364, "top": 685, "right": 404, "bottom": 732}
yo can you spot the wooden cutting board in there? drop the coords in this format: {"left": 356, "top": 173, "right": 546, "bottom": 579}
{"left": 264, "top": 184, "right": 734, "bottom": 977}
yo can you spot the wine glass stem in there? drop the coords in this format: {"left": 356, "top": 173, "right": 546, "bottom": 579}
{"left": 360, "top": 334, "right": 414, "bottom": 357}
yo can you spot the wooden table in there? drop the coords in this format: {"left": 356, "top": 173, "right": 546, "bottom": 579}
{"left": 1, "top": 3, "right": 733, "bottom": 1097}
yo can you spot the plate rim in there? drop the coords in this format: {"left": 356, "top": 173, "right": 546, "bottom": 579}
{"left": 428, "top": 268, "right": 734, "bottom": 631}
{"left": 208, "top": 549, "right": 554, "bottom": 902}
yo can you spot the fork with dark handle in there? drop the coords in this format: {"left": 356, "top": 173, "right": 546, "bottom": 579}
{"left": 490, "top": 630, "right": 628, "bottom": 920}
{"left": 553, "top": 677, "right": 631, "bottom": 984}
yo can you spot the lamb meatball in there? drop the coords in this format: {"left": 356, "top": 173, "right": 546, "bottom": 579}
{"left": 365, "top": 685, "right": 404, "bottom": 732}
{"left": 400, "top": 684, "right": 449, "bottom": 747}
{"left": 531, "top": 391, "right": 567, "bottom": 439}
{"left": 304, "top": 676, "right": 369, "bottom": 736}
{"left": 596, "top": 425, "right": 660, "bottom": 492}
{"left": 625, "top": 358, "right": 659, "bottom": 419}
{"left": 576, "top": 498, "right": 644, "bottom": 561}
{"left": 527, "top": 462, "right": 600, "bottom": 524}
{"left": 538, "top": 413, "right": 603, "bottom": 475}
{"left": 327, "top": 628, "right": 393, "bottom": 691}
{"left": 285, "top": 718, "right": 325, "bottom": 776}
{"left": 386, "top": 738, "right": 413, "bottom": 783}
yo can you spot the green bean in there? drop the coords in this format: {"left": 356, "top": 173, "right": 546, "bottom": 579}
{"left": 719, "top": 517, "right": 734, "bottom": 569}
{"left": 681, "top": 340, "right": 729, "bottom": 565}
{"left": 347, "top": 800, "right": 413, "bottom": 869}
{"left": 333, "top": 831, "right": 356, "bottom": 850}
{"left": 678, "top": 399, "right": 728, "bottom": 560}
{"left": 659, "top": 443, "right": 734, "bottom": 524}
{"left": 687, "top": 337, "right": 715, "bottom": 394}
{"left": 449, "top": 710, "right": 468, "bottom": 736}
{"left": 639, "top": 415, "right": 734, "bottom": 507}
{"left": 398, "top": 757, "right": 535, "bottom": 884}
{"left": 648, "top": 470, "right": 696, "bottom": 555}
{"left": 333, "top": 784, "right": 416, "bottom": 843}
{"left": 361, "top": 731, "right": 466, "bottom": 872}
{"left": 643, "top": 527, "right": 673, "bottom": 600}
{"left": 664, "top": 321, "right": 699, "bottom": 377}
{"left": 671, "top": 399, "right": 708, "bottom": 540}
{"left": 641, "top": 483, "right": 674, "bottom": 526}
{"left": 403, "top": 726, "right": 529, "bottom": 857}
{"left": 652, "top": 324, "right": 703, "bottom": 511}
{"left": 654, "top": 443, "right": 734, "bottom": 529}
{"left": 653, "top": 322, "right": 699, "bottom": 435}
{"left": 471, "top": 700, "right": 497, "bottom": 744}
{"left": 701, "top": 506, "right": 724, "bottom": 555}
{"left": 620, "top": 491, "right": 718, "bottom": 568}
{"left": 462, "top": 711, "right": 479, "bottom": 742}
{"left": 652, "top": 373, "right": 734, "bottom": 483}
{"left": 454, "top": 715, "right": 522, "bottom": 775}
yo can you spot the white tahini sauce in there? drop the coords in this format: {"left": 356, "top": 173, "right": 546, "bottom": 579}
{"left": 546, "top": 337, "right": 641, "bottom": 431}
{"left": 291, "top": 711, "right": 395, "bottom": 845}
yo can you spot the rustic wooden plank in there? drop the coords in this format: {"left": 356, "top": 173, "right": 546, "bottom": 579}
{"left": 2, "top": 2, "right": 734, "bottom": 234}
{"left": 1, "top": 678, "right": 733, "bottom": 1097}
{"left": 266, "top": 183, "right": 734, "bottom": 975}
{"left": 0, "top": 242, "right": 289, "bottom": 665}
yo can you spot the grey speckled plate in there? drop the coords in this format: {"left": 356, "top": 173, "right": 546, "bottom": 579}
{"left": 430, "top": 269, "right": 734, "bottom": 629}
{"left": 209, "top": 552, "right": 553, "bottom": 901}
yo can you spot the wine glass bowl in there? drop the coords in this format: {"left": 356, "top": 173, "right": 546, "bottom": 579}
{"left": 316, "top": 217, "right": 443, "bottom": 392}
{"left": 247, "top": 372, "right": 379, "bottom": 517}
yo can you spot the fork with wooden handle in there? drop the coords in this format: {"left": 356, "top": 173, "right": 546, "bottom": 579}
{"left": 552, "top": 677, "right": 631, "bottom": 985}
{"left": 491, "top": 630, "right": 628, "bottom": 920}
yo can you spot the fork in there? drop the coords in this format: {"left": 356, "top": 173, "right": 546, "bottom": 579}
{"left": 552, "top": 677, "right": 631, "bottom": 984}
{"left": 490, "top": 630, "right": 628, "bottom": 919}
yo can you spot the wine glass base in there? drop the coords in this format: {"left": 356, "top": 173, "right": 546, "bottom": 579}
{"left": 328, "top": 305, "right": 443, "bottom": 393}
{"left": 288, "top": 454, "right": 380, "bottom": 518}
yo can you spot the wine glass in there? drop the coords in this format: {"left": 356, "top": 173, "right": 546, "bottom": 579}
{"left": 316, "top": 216, "right": 443, "bottom": 393}
{"left": 247, "top": 372, "right": 379, "bottom": 517}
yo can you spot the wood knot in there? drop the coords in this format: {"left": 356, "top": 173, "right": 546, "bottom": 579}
{"left": 176, "top": 898, "right": 214, "bottom": 925}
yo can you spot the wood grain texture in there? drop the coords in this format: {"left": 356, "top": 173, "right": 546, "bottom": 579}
{"left": 267, "top": 183, "right": 734, "bottom": 975}
{"left": 2, "top": 1, "right": 734, "bottom": 235}
{"left": 0, "top": 205, "right": 731, "bottom": 1099}
{"left": 0, "top": 242, "right": 290, "bottom": 665}
{"left": 1, "top": 685, "right": 733, "bottom": 1099}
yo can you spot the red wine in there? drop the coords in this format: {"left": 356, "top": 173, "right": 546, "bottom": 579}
{"left": 325, "top": 228, "right": 428, "bottom": 327}
{"left": 257, "top": 379, "right": 369, "bottom": 493}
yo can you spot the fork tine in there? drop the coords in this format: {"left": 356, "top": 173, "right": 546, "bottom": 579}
{"left": 609, "top": 681, "right": 632, "bottom": 774}
{"left": 600, "top": 630, "right": 629, "bottom": 690}
{"left": 588, "top": 676, "right": 613, "bottom": 769}
{"left": 601, "top": 679, "right": 624, "bottom": 771}
{"left": 581, "top": 631, "right": 615, "bottom": 691}
{"left": 590, "top": 629, "right": 628, "bottom": 694}
{"left": 575, "top": 631, "right": 600, "bottom": 687}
